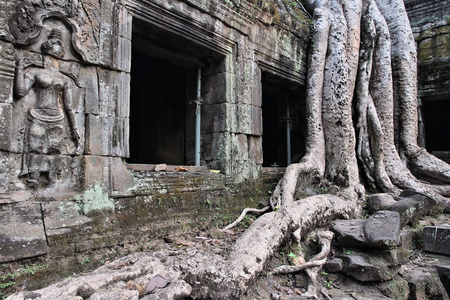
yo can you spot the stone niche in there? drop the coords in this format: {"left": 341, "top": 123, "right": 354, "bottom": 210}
{"left": 0, "top": 0, "right": 310, "bottom": 264}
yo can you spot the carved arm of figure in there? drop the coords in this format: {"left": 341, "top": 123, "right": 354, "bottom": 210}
{"left": 63, "top": 82, "right": 82, "bottom": 155}
{"left": 14, "top": 56, "right": 35, "bottom": 98}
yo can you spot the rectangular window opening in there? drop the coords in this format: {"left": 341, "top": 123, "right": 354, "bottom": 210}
{"left": 127, "top": 18, "right": 224, "bottom": 170}
{"left": 262, "top": 74, "right": 306, "bottom": 167}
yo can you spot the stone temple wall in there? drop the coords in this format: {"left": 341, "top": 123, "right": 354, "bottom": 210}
{"left": 405, "top": 0, "right": 450, "bottom": 162}
{"left": 0, "top": 0, "right": 311, "bottom": 272}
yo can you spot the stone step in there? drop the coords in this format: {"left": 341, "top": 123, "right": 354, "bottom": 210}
{"left": 423, "top": 225, "right": 450, "bottom": 256}
{"left": 331, "top": 210, "right": 401, "bottom": 249}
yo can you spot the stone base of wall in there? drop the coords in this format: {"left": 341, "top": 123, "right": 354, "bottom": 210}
{"left": 0, "top": 168, "right": 283, "bottom": 292}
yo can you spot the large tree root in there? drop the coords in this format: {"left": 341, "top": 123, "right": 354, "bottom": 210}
{"left": 270, "top": 230, "right": 334, "bottom": 299}
{"left": 201, "top": 187, "right": 360, "bottom": 299}
{"left": 270, "top": 230, "right": 333, "bottom": 276}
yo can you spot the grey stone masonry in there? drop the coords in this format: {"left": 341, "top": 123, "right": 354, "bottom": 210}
{"left": 423, "top": 226, "right": 450, "bottom": 256}
{"left": 0, "top": 0, "right": 309, "bottom": 264}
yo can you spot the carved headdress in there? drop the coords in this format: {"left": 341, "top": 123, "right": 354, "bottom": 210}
{"left": 41, "top": 28, "right": 65, "bottom": 58}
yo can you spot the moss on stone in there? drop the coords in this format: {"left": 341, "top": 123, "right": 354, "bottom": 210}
{"left": 377, "top": 276, "right": 409, "bottom": 300}
{"left": 79, "top": 184, "right": 114, "bottom": 215}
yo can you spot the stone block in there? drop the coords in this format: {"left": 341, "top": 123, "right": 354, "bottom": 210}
{"left": 389, "top": 198, "right": 423, "bottom": 227}
{"left": 331, "top": 219, "right": 368, "bottom": 248}
{"left": 0, "top": 103, "right": 12, "bottom": 151}
{"left": 340, "top": 254, "right": 400, "bottom": 282}
{"left": 200, "top": 133, "right": 228, "bottom": 162}
{"left": 417, "top": 48, "right": 434, "bottom": 61}
{"left": 109, "top": 157, "right": 134, "bottom": 196}
{"left": 203, "top": 72, "right": 229, "bottom": 105}
{"left": 42, "top": 201, "right": 91, "bottom": 247}
{"left": 251, "top": 106, "right": 262, "bottom": 136}
{"left": 324, "top": 258, "right": 343, "bottom": 273}
{"left": 367, "top": 193, "right": 396, "bottom": 213}
{"left": 423, "top": 226, "right": 450, "bottom": 256}
{"left": 84, "top": 156, "right": 110, "bottom": 190}
{"left": 364, "top": 210, "right": 401, "bottom": 249}
{"left": 248, "top": 135, "right": 263, "bottom": 165}
{"left": 0, "top": 41, "right": 15, "bottom": 104}
{"left": 0, "top": 151, "right": 9, "bottom": 196}
{"left": 399, "top": 189, "right": 441, "bottom": 215}
{"left": 371, "top": 248, "right": 410, "bottom": 266}
{"left": 403, "top": 267, "right": 450, "bottom": 300}
{"left": 237, "top": 104, "right": 252, "bottom": 134}
{"left": 252, "top": 66, "right": 262, "bottom": 107}
{"left": 234, "top": 134, "right": 249, "bottom": 161}
{"left": 85, "top": 115, "right": 111, "bottom": 155}
{"left": 112, "top": 36, "right": 132, "bottom": 72}
{"left": 237, "top": 105, "right": 261, "bottom": 135}
{"left": 418, "top": 37, "right": 435, "bottom": 50}
{"left": 116, "top": 72, "right": 130, "bottom": 117}
{"left": 81, "top": 66, "right": 100, "bottom": 115}
{"left": 202, "top": 103, "right": 228, "bottom": 133}
{"left": 0, "top": 203, "right": 49, "bottom": 263}
{"left": 375, "top": 275, "right": 410, "bottom": 300}
{"left": 436, "top": 265, "right": 450, "bottom": 296}
{"left": 98, "top": 68, "right": 118, "bottom": 117}
{"left": 400, "top": 229, "right": 415, "bottom": 250}
{"left": 114, "top": 3, "right": 132, "bottom": 39}
{"left": 111, "top": 117, "right": 129, "bottom": 157}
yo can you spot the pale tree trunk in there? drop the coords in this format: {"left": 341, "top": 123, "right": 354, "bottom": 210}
{"left": 220, "top": 0, "right": 450, "bottom": 297}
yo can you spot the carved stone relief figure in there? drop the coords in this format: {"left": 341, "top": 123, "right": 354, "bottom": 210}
{"left": 14, "top": 29, "right": 82, "bottom": 188}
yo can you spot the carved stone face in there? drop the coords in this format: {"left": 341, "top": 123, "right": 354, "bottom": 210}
{"left": 41, "top": 30, "right": 65, "bottom": 59}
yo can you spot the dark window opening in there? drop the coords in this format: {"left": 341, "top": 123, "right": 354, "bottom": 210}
{"left": 128, "top": 51, "right": 186, "bottom": 164}
{"left": 128, "top": 18, "right": 223, "bottom": 166}
{"left": 422, "top": 98, "right": 450, "bottom": 152}
{"left": 262, "top": 74, "right": 306, "bottom": 167}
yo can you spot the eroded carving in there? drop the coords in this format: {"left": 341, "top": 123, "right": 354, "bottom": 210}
{"left": 8, "top": 1, "right": 87, "bottom": 61}
{"left": 14, "top": 29, "right": 82, "bottom": 188}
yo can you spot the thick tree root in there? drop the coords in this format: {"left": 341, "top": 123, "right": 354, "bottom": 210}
{"left": 205, "top": 188, "right": 360, "bottom": 298}
{"left": 270, "top": 230, "right": 333, "bottom": 276}
{"left": 269, "top": 231, "right": 334, "bottom": 299}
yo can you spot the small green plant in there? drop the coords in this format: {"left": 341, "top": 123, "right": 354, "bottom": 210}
{"left": 0, "top": 282, "right": 15, "bottom": 289}
{"left": 321, "top": 270, "right": 333, "bottom": 288}
{"left": 324, "top": 279, "right": 333, "bottom": 288}
{"left": 361, "top": 208, "right": 370, "bottom": 219}
{"left": 79, "top": 258, "right": 90, "bottom": 265}
{"left": 100, "top": 257, "right": 110, "bottom": 265}
{"left": 320, "top": 186, "right": 329, "bottom": 194}
{"left": 345, "top": 250, "right": 355, "bottom": 255}
{"left": 287, "top": 252, "right": 299, "bottom": 265}
{"left": 0, "top": 264, "right": 47, "bottom": 299}
{"left": 271, "top": 162, "right": 279, "bottom": 167}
